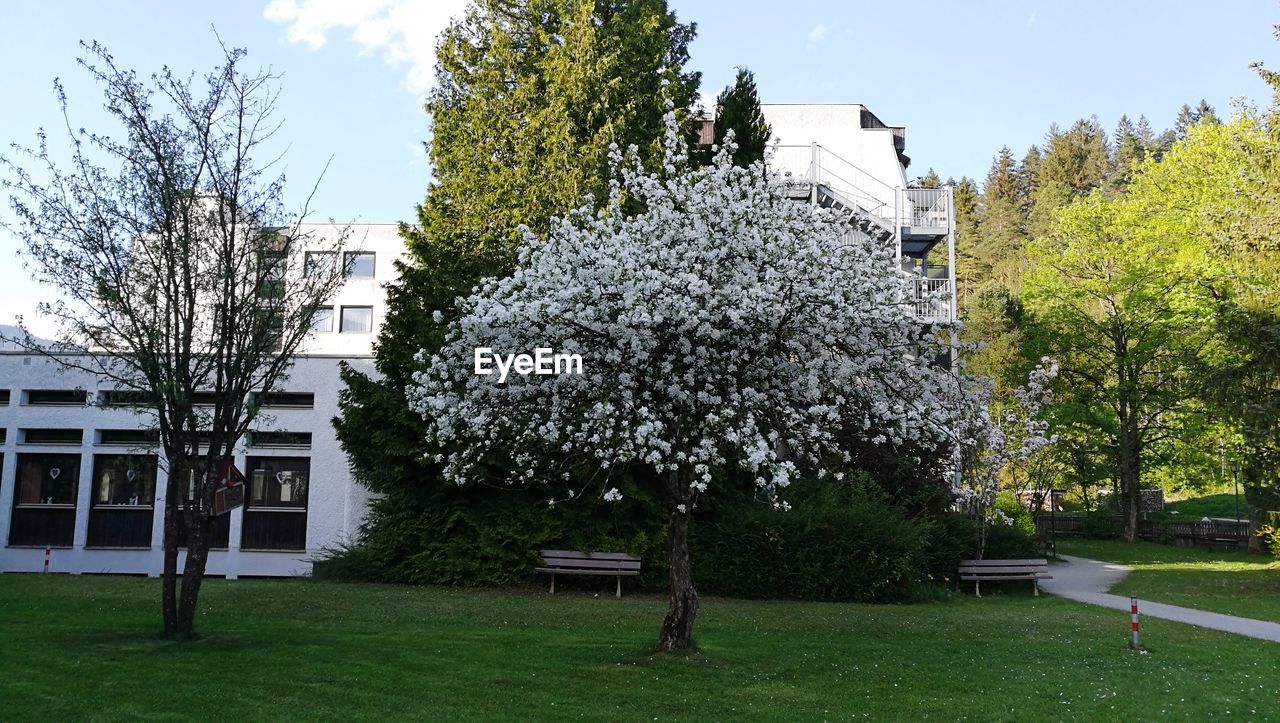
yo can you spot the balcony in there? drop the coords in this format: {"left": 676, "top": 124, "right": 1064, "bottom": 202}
{"left": 914, "top": 277, "right": 953, "bottom": 323}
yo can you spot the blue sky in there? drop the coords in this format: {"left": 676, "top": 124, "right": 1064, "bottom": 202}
{"left": 2, "top": 1, "right": 1278, "bottom": 333}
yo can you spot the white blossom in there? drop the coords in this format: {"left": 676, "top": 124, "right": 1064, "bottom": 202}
{"left": 408, "top": 110, "right": 962, "bottom": 509}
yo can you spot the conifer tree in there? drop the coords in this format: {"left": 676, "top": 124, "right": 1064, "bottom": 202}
{"left": 710, "top": 67, "right": 771, "bottom": 167}
{"left": 913, "top": 168, "right": 942, "bottom": 188}
{"left": 979, "top": 147, "right": 1026, "bottom": 283}
{"left": 1028, "top": 118, "right": 1110, "bottom": 237}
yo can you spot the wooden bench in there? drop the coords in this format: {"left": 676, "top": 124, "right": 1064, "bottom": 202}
{"left": 959, "top": 559, "right": 1052, "bottom": 597}
{"left": 537, "top": 549, "right": 641, "bottom": 597}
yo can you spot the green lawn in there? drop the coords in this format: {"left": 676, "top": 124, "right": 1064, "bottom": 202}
{"left": 1059, "top": 539, "right": 1280, "bottom": 623}
{"left": 1, "top": 575, "right": 1278, "bottom": 720}
{"left": 1162, "top": 492, "right": 1247, "bottom": 520}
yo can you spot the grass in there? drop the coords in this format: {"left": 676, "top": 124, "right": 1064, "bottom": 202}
{"left": 1162, "top": 492, "right": 1247, "bottom": 520}
{"left": 1058, "top": 538, "right": 1280, "bottom": 623}
{"left": 1, "top": 575, "right": 1278, "bottom": 720}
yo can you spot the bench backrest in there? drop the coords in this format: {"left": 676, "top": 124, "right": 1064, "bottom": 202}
{"left": 959, "top": 559, "right": 1049, "bottom": 575}
{"left": 540, "top": 549, "right": 641, "bottom": 572}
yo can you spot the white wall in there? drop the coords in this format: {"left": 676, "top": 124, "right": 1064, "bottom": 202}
{"left": 0, "top": 223, "right": 400, "bottom": 577}
{"left": 762, "top": 104, "right": 908, "bottom": 210}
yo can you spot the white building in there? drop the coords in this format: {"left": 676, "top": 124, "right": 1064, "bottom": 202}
{"left": 0, "top": 104, "right": 953, "bottom": 577}
{"left": 0, "top": 224, "right": 405, "bottom": 578}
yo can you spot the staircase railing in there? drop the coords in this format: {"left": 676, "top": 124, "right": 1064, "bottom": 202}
{"left": 771, "top": 144, "right": 898, "bottom": 229}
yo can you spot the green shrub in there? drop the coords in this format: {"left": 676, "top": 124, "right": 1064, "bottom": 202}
{"left": 920, "top": 513, "right": 978, "bottom": 584}
{"left": 691, "top": 484, "right": 931, "bottom": 603}
{"left": 1080, "top": 510, "right": 1121, "bottom": 539}
{"left": 984, "top": 522, "right": 1038, "bottom": 559}
{"left": 1256, "top": 525, "right": 1280, "bottom": 560}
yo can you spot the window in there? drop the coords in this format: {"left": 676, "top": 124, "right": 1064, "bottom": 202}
{"left": 22, "top": 428, "right": 84, "bottom": 445}
{"left": 242, "top": 456, "right": 309, "bottom": 550}
{"left": 98, "top": 429, "right": 160, "bottom": 446}
{"left": 248, "top": 431, "right": 312, "bottom": 448}
{"left": 87, "top": 454, "right": 157, "bottom": 548}
{"left": 9, "top": 453, "right": 81, "bottom": 546}
{"left": 340, "top": 306, "right": 373, "bottom": 333}
{"left": 253, "top": 392, "right": 315, "bottom": 409}
{"left": 310, "top": 306, "right": 334, "bottom": 333}
{"left": 191, "top": 392, "right": 220, "bottom": 406}
{"left": 0, "top": 429, "right": 6, "bottom": 445}
{"left": 0, "top": 389, "right": 10, "bottom": 405}
{"left": 304, "top": 251, "right": 337, "bottom": 277}
{"left": 25, "top": 389, "right": 89, "bottom": 406}
{"left": 100, "top": 390, "right": 154, "bottom": 407}
{"left": 344, "top": 252, "right": 375, "bottom": 278}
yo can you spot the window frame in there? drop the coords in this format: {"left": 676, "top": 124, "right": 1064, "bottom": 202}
{"left": 343, "top": 251, "right": 376, "bottom": 279}
{"left": 339, "top": 306, "right": 374, "bottom": 334}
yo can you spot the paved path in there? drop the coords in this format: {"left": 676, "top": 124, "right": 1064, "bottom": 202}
{"left": 1041, "top": 555, "right": 1280, "bottom": 643}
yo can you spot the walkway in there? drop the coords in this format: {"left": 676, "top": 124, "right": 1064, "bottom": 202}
{"left": 1041, "top": 555, "right": 1280, "bottom": 643}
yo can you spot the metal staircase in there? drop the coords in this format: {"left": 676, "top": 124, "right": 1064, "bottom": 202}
{"left": 772, "top": 143, "right": 956, "bottom": 323}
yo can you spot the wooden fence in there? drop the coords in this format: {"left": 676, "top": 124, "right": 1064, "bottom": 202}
{"left": 1035, "top": 513, "right": 1251, "bottom": 547}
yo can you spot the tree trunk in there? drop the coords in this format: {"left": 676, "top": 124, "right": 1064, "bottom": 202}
{"left": 161, "top": 467, "right": 181, "bottom": 636}
{"left": 175, "top": 508, "right": 215, "bottom": 636}
{"left": 1118, "top": 418, "right": 1141, "bottom": 543}
{"left": 655, "top": 504, "right": 698, "bottom": 652}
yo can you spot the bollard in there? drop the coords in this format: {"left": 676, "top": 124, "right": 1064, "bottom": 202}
{"left": 43, "top": 546, "right": 50, "bottom": 574}
{"left": 1129, "top": 596, "right": 1141, "bottom": 650}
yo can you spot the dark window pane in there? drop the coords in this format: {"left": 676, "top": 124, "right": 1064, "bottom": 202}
{"left": 25, "top": 389, "right": 88, "bottom": 405}
{"left": 254, "top": 392, "right": 315, "bottom": 409}
{"left": 304, "top": 251, "right": 337, "bottom": 277}
{"left": 343, "top": 252, "right": 375, "bottom": 278}
{"left": 310, "top": 306, "right": 334, "bottom": 333}
{"left": 339, "top": 306, "right": 372, "bottom": 333}
{"left": 242, "top": 456, "right": 309, "bottom": 550}
{"left": 22, "top": 428, "right": 84, "bottom": 445}
{"left": 10, "top": 453, "right": 80, "bottom": 546}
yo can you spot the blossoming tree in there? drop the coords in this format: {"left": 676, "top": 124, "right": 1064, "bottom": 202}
{"left": 410, "top": 113, "right": 957, "bottom": 651}
{"left": 953, "top": 358, "right": 1059, "bottom": 557}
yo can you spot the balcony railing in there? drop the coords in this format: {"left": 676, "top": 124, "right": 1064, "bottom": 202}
{"left": 914, "top": 277, "right": 953, "bottom": 322}
{"left": 901, "top": 188, "right": 952, "bottom": 232}
{"left": 771, "top": 144, "right": 953, "bottom": 236}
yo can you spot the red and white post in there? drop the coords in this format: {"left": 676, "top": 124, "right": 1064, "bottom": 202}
{"left": 43, "top": 546, "right": 50, "bottom": 574}
{"left": 1129, "top": 596, "right": 1141, "bottom": 650}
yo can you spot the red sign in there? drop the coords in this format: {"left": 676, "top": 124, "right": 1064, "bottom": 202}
{"left": 211, "top": 459, "right": 246, "bottom": 516}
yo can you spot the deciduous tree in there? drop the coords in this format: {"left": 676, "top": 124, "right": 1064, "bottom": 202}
{"left": 1, "top": 41, "right": 349, "bottom": 635}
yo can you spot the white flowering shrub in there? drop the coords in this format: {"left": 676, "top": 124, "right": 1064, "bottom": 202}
{"left": 408, "top": 111, "right": 959, "bottom": 649}
{"left": 953, "top": 358, "right": 1059, "bottom": 557}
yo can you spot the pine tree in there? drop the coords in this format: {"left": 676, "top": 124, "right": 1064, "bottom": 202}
{"left": 913, "top": 168, "right": 941, "bottom": 188}
{"left": 710, "top": 67, "right": 771, "bottom": 167}
{"left": 1108, "top": 115, "right": 1144, "bottom": 193}
{"left": 1028, "top": 118, "right": 1110, "bottom": 238}
{"left": 1169, "top": 99, "right": 1221, "bottom": 142}
{"left": 950, "top": 176, "right": 983, "bottom": 304}
{"left": 979, "top": 147, "right": 1026, "bottom": 283}
{"left": 333, "top": 0, "right": 701, "bottom": 583}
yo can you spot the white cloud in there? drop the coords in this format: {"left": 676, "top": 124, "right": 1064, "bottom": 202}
{"left": 264, "top": 0, "right": 470, "bottom": 96}
{"left": 1027, "top": 12, "right": 1037, "bottom": 26}
{"left": 806, "top": 23, "right": 828, "bottom": 50}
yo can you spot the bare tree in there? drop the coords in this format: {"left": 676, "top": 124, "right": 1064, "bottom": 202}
{"left": 1, "top": 40, "right": 351, "bottom": 637}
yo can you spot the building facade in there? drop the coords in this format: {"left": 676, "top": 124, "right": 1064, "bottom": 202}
{"left": 0, "top": 105, "right": 953, "bottom": 577}
{"left": 0, "top": 224, "right": 404, "bottom": 577}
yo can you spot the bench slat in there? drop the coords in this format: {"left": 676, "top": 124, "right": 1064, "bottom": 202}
{"left": 960, "top": 559, "right": 1049, "bottom": 566}
{"left": 960, "top": 573, "right": 1052, "bottom": 580}
{"left": 959, "top": 565, "right": 1049, "bottom": 575}
{"left": 540, "top": 557, "right": 642, "bottom": 571}
{"left": 535, "top": 567, "right": 641, "bottom": 576}
{"left": 540, "top": 549, "right": 640, "bottom": 562}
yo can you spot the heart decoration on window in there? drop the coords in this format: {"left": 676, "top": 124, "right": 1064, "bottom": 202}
{"left": 276, "top": 471, "right": 288, "bottom": 484}
{"left": 49, "top": 467, "right": 61, "bottom": 479}
{"left": 126, "top": 469, "right": 138, "bottom": 482}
